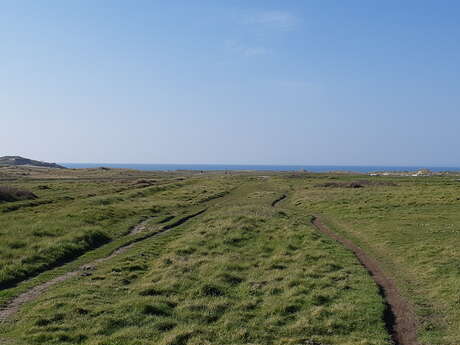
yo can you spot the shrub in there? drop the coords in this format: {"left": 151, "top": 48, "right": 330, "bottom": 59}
{"left": 0, "top": 186, "right": 37, "bottom": 202}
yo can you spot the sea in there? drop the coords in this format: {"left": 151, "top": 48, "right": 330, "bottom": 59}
{"left": 61, "top": 163, "right": 460, "bottom": 173}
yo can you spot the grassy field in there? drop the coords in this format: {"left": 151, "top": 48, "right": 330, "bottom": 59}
{"left": 0, "top": 167, "right": 459, "bottom": 344}
{"left": 289, "top": 175, "right": 460, "bottom": 345}
{"left": 0, "top": 170, "right": 233, "bottom": 290}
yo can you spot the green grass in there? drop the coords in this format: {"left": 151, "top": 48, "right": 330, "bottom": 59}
{"left": 1, "top": 170, "right": 459, "bottom": 344}
{"left": 0, "top": 179, "right": 389, "bottom": 345}
{"left": 0, "top": 175, "right": 234, "bottom": 290}
{"left": 290, "top": 174, "right": 460, "bottom": 345}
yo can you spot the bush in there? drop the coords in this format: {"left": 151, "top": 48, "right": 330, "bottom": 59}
{"left": 0, "top": 186, "right": 37, "bottom": 202}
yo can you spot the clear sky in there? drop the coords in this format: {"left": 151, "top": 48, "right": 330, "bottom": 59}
{"left": 2, "top": 1, "right": 459, "bottom": 166}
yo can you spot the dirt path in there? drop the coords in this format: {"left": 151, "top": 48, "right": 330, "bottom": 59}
{"left": 129, "top": 215, "right": 175, "bottom": 235}
{"left": 311, "top": 216, "right": 419, "bottom": 345}
{"left": 271, "top": 194, "right": 287, "bottom": 207}
{"left": 0, "top": 209, "right": 206, "bottom": 322}
{"left": 128, "top": 217, "right": 155, "bottom": 235}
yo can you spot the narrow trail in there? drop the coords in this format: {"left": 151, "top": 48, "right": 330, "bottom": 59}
{"left": 128, "top": 217, "right": 155, "bottom": 235}
{"left": 311, "top": 216, "right": 419, "bottom": 345}
{"left": 0, "top": 209, "right": 206, "bottom": 322}
{"left": 0, "top": 215, "right": 159, "bottom": 292}
{"left": 271, "top": 194, "right": 287, "bottom": 207}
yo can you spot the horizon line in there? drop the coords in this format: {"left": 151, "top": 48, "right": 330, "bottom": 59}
{"left": 59, "top": 162, "right": 460, "bottom": 168}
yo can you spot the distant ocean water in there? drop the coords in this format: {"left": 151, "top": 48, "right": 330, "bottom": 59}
{"left": 61, "top": 163, "right": 460, "bottom": 173}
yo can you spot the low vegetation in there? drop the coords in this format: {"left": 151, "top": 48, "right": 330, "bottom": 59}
{"left": 293, "top": 175, "right": 460, "bottom": 345}
{"left": 0, "top": 173, "right": 234, "bottom": 290}
{"left": 0, "top": 178, "right": 389, "bottom": 345}
{"left": 0, "top": 169, "right": 459, "bottom": 344}
{"left": 315, "top": 180, "right": 398, "bottom": 188}
{"left": 0, "top": 186, "right": 37, "bottom": 202}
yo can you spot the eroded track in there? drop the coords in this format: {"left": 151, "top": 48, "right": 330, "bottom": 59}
{"left": 311, "top": 216, "right": 419, "bottom": 345}
{"left": 0, "top": 209, "right": 206, "bottom": 322}
{"left": 271, "top": 194, "right": 287, "bottom": 207}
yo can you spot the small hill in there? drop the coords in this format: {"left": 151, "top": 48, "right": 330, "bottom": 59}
{"left": 0, "top": 156, "right": 66, "bottom": 169}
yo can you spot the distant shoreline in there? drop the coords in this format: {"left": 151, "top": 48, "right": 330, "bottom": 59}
{"left": 60, "top": 163, "right": 460, "bottom": 173}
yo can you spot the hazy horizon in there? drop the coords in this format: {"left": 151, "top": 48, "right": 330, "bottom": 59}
{"left": 3, "top": 1, "right": 460, "bottom": 166}
{"left": 4, "top": 155, "right": 460, "bottom": 168}
{"left": 5, "top": 154, "right": 460, "bottom": 168}
{"left": 61, "top": 162, "right": 460, "bottom": 169}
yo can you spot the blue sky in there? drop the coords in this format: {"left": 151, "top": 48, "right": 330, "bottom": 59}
{"left": 2, "top": 1, "right": 460, "bottom": 165}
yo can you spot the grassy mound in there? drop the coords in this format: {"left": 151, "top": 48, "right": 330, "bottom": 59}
{"left": 0, "top": 230, "right": 111, "bottom": 289}
{"left": 0, "top": 186, "right": 38, "bottom": 202}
